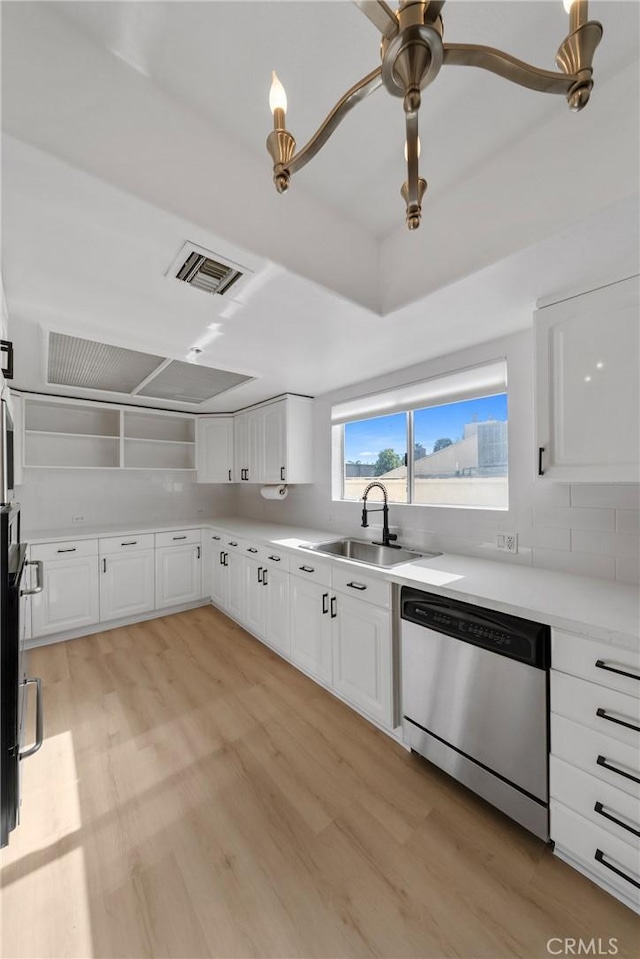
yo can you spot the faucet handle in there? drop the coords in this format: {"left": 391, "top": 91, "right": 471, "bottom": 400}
{"left": 387, "top": 532, "right": 398, "bottom": 542}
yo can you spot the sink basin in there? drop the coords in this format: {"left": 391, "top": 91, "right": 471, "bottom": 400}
{"left": 302, "top": 538, "right": 441, "bottom": 569}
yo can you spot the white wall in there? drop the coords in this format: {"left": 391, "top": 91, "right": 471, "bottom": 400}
{"left": 18, "top": 469, "right": 234, "bottom": 534}
{"left": 234, "top": 329, "right": 640, "bottom": 585}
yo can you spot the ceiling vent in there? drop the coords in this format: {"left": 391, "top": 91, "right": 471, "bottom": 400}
{"left": 169, "top": 242, "right": 251, "bottom": 298}
{"left": 47, "top": 332, "right": 252, "bottom": 406}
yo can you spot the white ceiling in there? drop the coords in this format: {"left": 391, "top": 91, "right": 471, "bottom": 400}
{"left": 1, "top": 1, "right": 639, "bottom": 412}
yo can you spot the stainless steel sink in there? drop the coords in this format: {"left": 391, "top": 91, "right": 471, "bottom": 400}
{"left": 302, "top": 538, "right": 441, "bottom": 568}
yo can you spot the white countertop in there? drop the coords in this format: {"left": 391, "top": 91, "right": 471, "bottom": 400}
{"left": 24, "top": 515, "right": 639, "bottom": 650}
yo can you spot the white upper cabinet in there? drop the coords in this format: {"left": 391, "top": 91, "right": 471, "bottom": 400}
{"left": 197, "top": 416, "right": 234, "bottom": 483}
{"left": 236, "top": 395, "right": 314, "bottom": 485}
{"left": 534, "top": 275, "right": 640, "bottom": 483}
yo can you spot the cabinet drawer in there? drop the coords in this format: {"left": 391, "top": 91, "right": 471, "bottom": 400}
{"left": 550, "top": 755, "right": 640, "bottom": 849}
{"left": 99, "top": 533, "right": 155, "bottom": 555}
{"left": 155, "top": 528, "right": 201, "bottom": 548}
{"left": 264, "top": 548, "right": 290, "bottom": 571}
{"left": 289, "top": 557, "right": 331, "bottom": 586}
{"left": 331, "top": 566, "right": 390, "bottom": 608}
{"left": 551, "top": 670, "right": 640, "bottom": 747}
{"left": 552, "top": 630, "right": 640, "bottom": 699}
{"left": 551, "top": 713, "right": 640, "bottom": 799}
{"left": 242, "top": 542, "right": 265, "bottom": 561}
{"left": 550, "top": 802, "right": 640, "bottom": 912}
{"left": 31, "top": 538, "right": 98, "bottom": 562}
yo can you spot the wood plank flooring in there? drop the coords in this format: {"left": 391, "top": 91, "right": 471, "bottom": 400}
{"left": 2, "top": 606, "right": 639, "bottom": 958}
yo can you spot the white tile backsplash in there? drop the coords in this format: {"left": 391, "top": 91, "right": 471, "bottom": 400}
{"left": 615, "top": 556, "right": 640, "bottom": 586}
{"left": 532, "top": 547, "right": 616, "bottom": 580}
{"left": 570, "top": 485, "right": 640, "bottom": 509}
{"left": 616, "top": 509, "right": 640, "bottom": 533}
{"left": 570, "top": 528, "right": 640, "bottom": 559}
{"left": 533, "top": 506, "right": 616, "bottom": 531}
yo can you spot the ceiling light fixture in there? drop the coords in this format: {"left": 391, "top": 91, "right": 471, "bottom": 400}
{"left": 267, "top": 0, "right": 602, "bottom": 231}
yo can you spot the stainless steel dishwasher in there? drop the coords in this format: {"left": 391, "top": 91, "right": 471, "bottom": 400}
{"left": 401, "top": 586, "right": 550, "bottom": 840}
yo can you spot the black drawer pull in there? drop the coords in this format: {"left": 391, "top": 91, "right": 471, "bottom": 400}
{"left": 596, "top": 707, "right": 640, "bottom": 734}
{"left": 594, "top": 849, "right": 640, "bottom": 890}
{"left": 346, "top": 581, "right": 367, "bottom": 591}
{"left": 299, "top": 565, "right": 315, "bottom": 573}
{"left": 121, "top": 541, "right": 137, "bottom": 546}
{"left": 223, "top": 552, "right": 228, "bottom": 567}
{"left": 262, "top": 569, "right": 268, "bottom": 586}
{"left": 268, "top": 555, "right": 281, "bottom": 562}
{"left": 322, "top": 592, "right": 329, "bottom": 615}
{"left": 1, "top": 339, "right": 14, "bottom": 379}
{"left": 247, "top": 547, "right": 258, "bottom": 553}
{"left": 228, "top": 541, "right": 238, "bottom": 547}
{"left": 258, "top": 567, "right": 263, "bottom": 584}
{"left": 280, "top": 466, "right": 285, "bottom": 481}
{"left": 219, "top": 551, "right": 225, "bottom": 565}
{"left": 57, "top": 548, "right": 76, "bottom": 553}
{"left": 596, "top": 755, "right": 640, "bottom": 785}
{"left": 538, "top": 446, "right": 545, "bottom": 476}
{"left": 212, "top": 535, "right": 221, "bottom": 541}
{"left": 172, "top": 535, "right": 187, "bottom": 541}
{"left": 596, "top": 659, "right": 640, "bottom": 682}
{"left": 594, "top": 802, "right": 640, "bottom": 839}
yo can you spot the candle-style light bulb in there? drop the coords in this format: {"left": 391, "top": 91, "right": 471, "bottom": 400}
{"left": 404, "top": 137, "right": 421, "bottom": 161}
{"left": 562, "top": 0, "right": 575, "bottom": 12}
{"left": 269, "top": 71, "right": 287, "bottom": 115}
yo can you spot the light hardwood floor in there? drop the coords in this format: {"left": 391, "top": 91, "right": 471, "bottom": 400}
{"left": 2, "top": 606, "right": 639, "bottom": 958}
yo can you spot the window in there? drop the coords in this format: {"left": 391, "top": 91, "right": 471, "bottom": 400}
{"left": 333, "top": 361, "right": 508, "bottom": 509}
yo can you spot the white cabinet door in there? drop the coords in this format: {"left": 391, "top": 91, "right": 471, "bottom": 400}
{"left": 100, "top": 550, "right": 155, "bottom": 622}
{"left": 226, "top": 550, "right": 245, "bottom": 622}
{"left": 243, "top": 557, "right": 266, "bottom": 636}
{"left": 197, "top": 417, "right": 234, "bottom": 483}
{"left": 260, "top": 402, "right": 287, "bottom": 484}
{"left": 31, "top": 556, "right": 100, "bottom": 637}
{"left": 289, "top": 575, "right": 332, "bottom": 683}
{"left": 210, "top": 539, "right": 228, "bottom": 608}
{"left": 155, "top": 544, "right": 202, "bottom": 609}
{"left": 332, "top": 594, "right": 393, "bottom": 728}
{"left": 234, "top": 409, "right": 262, "bottom": 483}
{"left": 535, "top": 275, "right": 640, "bottom": 482}
{"left": 263, "top": 563, "right": 290, "bottom": 657}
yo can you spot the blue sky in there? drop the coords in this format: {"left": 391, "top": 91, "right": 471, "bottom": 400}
{"left": 344, "top": 394, "right": 508, "bottom": 462}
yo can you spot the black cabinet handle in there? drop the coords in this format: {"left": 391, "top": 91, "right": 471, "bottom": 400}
{"left": 322, "top": 592, "right": 329, "bottom": 615}
{"left": 212, "top": 535, "right": 221, "bottom": 541}
{"left": 538, "top": 447, "right": 545, "bottom": 476}
{"left": 346, "top": 581, "right": 367, "bottom": 591}
{"left": 57, "top": 547, "right": 76, "bottom": 553}
{"left": 299, "top": 565, "right": 315, "bottom": 573}
{"left": 330, "top": 596, "right": 337, "bottom": 619}
{"left": 223, "top": 552, "right": 228, "bottom": 567}
{"left": 219, "top": 551, "right": 225, "bottom": 565}
{"left": 103, "top": 558, "right": 106, "bottom": 573}
{"left": 597, "top": 755, "right": 640, "bottom": 785}
{"left": 262, "top": 569, "right": 268, "bottom": 586}
{"left": 595, "top": 660, "right": 640, "bottom": 682}
{"left": 258, "top": 566, "right": 263, "bottom": 584}
{"left": 173, "top": 535, "right": 187, "bottom": 541}
{"left": 197, "top": 546, "right": 201, "bottom": 560}
{"left": 280, "top": 466, "right": 285, "bottom": 481}
{"left": 594, "top": 849, "right": 640, "bottom": 890}
{"left": 596, "top": 707, "right": 640, "bottom": 734}
{"left": 1, "top": 340, "right": 14, "bottom": 379}
{"left": 228, "top": 541, "right": 238, "bottom": 547}
{"left": 247, "top": 547, "right": 258, "bottom": 553}
{"left": 121, "top": 541, "right": 137, "bottom": 546}
{"left": 268, "top": 555, "right": 281, "bottom": 562}
{"left": 228, "top": 469, "right": 232, "bottom": 482}
{"left": 594, "top": 801, "right": 640, "bottom": 839}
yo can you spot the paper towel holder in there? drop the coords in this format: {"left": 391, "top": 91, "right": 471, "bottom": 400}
{"left": 260, "top": 484, "right": 289, "bottom": 500}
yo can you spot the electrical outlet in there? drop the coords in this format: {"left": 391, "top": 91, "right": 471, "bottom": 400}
{"left": 72, "top": 515, "right": 85, "bottom": 524}
{"left": 496, "top": 532, "right": 518, "bottom": 553}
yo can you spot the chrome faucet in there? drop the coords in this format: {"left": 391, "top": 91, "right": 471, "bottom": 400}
{"left": 361, "top": 482, "right": 400, "bottom": 549}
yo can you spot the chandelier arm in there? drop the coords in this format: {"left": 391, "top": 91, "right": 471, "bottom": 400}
{"left": 352, "top": 1, "right": 398, "bottom": 38}
{"left": 287, "top": 67, "right": 384, "bottom": 176}
{"left": 442, "top": 43, "right": 578, "bottom": 96}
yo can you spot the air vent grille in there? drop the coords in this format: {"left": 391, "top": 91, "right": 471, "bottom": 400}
{"left": 48, "top": 333, "right": 164, "bottom": 393}
{"left": 137, "top": 360, "right": 250, "bottom": 404}
{"left": 176, "top": 252, "right": 243, "bottom": 297}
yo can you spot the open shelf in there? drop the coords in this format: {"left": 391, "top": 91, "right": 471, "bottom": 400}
{"left": 25, "top": 400, "right": 120, "bottom": 438}
{"left": 25, "top": 432, "right": 120, "bottom": 468}
{"left": 123, "top": 411, "right": 195, "bottom": 443}
{"left": 123, "top": 438, "right": 196, "bottom": 470}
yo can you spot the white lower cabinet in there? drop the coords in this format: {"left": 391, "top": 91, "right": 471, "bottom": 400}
{"left": 550, "top": 629, "right": 640, "bottom": 914}
{"left": 31, "top": 547, "right": 100, "bottom": 638}
{"left": 155, "top": 542, "right": 202, "bottom": 610}
{"left": 332, "top": 593, "right": 392, "bottom": 728}
{"left": 289, "top": 575, "right": 333, "bottom": 684}
{"left": 243, "top": 556, "right": 266, "bottom": 636}
{"left": 100, "top": 550, "right": 155, "bottom": 622}
{"left": 263, "top": 563, "right": 290, "bottom": 657}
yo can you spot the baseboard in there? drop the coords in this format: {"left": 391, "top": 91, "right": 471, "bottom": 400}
{"left": 554, "top": 845, "right": 640, "bottom": 916}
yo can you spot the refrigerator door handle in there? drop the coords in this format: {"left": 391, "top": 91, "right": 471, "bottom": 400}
{"left": 19, "top": 678, "right": 44, "bottom": 760}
